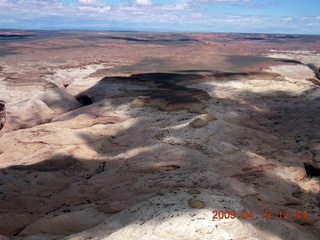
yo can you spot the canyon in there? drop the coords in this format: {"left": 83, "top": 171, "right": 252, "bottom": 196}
{"left": 0, "top": 30, "right": 320, "bottom": 239}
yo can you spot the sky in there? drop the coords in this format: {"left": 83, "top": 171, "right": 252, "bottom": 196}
{"left": 0, "top": 0, "right": 319, "bottom": 34}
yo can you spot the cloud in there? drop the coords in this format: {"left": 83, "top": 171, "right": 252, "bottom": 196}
{"left": 282, "top": 17, "right": 292, "bottom": 22}
{"left": 0, "top": 19, "right": 15, "bottom": 23}
{"left": 159, "top": 3, "right": 192, "bottom": 11}
{"left": 135, "top": 0, "right": 153, "bottom": 6}
{"left": 233, "top": 1, "right": 280, "bottom": 8}
{"left": 0, "top": 0, "right": 319, "bottom": 33}
{"left": 78, "top": 0, "right": 98, "bottom": 5}
{"left": 195, "top": 0, "right": 251, "bottom": 3}
{"left": 76, "top": 0, "right": 111, "bottom": 13}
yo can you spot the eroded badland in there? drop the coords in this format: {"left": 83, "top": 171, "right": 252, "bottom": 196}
{"left": 0, "top": 30, "right": 320, "bottom": 239}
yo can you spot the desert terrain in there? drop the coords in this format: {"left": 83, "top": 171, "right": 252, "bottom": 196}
{"left": 0, "top": 30, "right": 320, "bottom": 239}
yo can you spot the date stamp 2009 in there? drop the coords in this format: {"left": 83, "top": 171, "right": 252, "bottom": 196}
{"left": 212, "top": 209, "right": 307, "bottom": 220}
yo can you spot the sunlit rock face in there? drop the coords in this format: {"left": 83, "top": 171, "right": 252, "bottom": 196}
{"left": 0, "top": 31, "right": 320, "bottom": 239}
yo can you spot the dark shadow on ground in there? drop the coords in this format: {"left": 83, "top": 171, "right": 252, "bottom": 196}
{"left": 0, "top": 34, "right": 35, "bottom": 40}
{"left": 102, "top": 36, "right": 199, "bottom": 44}
{"left": 79, "top": 32, "right": 201, "bottom": 45}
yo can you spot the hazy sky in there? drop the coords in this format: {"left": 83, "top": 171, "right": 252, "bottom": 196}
{"left": 0, "top": 0, "right": 319, "bottom": 34}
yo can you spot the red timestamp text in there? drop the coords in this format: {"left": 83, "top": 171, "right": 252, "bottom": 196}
{"left": 212, "top": 209, "right": 308, "bottom": 220}
{"left": 212, "top": 209, "right": 254, "bottom": 220}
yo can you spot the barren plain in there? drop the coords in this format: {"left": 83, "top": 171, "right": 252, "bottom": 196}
{"left": 0, "top": 30, "right": 320, "bottom": 239}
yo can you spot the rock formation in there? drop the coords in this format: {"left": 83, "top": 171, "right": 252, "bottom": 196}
{"left": 76, "top": 95, "right": 95, "bottom": 106}
{"left": 0, "top": 101, "right": 5, "bottom": 131}
{"left": 0, "top": 31, "right": 320, "bottom": 239}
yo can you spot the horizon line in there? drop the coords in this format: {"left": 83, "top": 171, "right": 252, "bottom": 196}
{"left": 1, "top": 28, "right": 320, "bottom": 36}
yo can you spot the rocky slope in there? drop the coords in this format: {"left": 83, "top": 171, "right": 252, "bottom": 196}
{"left": 0, "top": 31, "right": 320, "bottom": 240}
